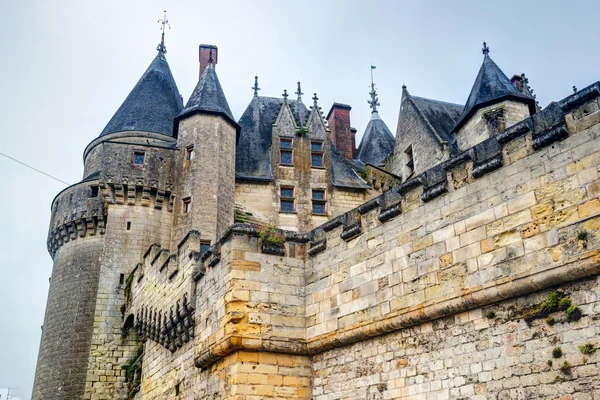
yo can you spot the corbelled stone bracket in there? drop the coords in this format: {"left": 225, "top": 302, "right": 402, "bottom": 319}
{"left": 471, "top": 137, "right": 503, "bottom": 179}
{"left": 340, "top": 211, "right": 362, "bottom": 241}
{"left": 420, "top": 165, "right": 447, "bottom": 202}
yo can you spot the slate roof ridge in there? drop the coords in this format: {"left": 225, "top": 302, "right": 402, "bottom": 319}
{"left": 99, "top": 51, "right": 184, "bottom": 137}
{"left": 410, "top": 95, "right": 464, "bottom": 109}
{"left": 452, "top": 54, "right": 534, "bottom": 133}
{"left": 331, "top": 144, "right": 370, "bottom": 189}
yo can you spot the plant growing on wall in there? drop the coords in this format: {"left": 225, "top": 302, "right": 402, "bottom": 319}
{"left": 296, "top": 127, "right": 308, "bottom": 136}
{"left": 258, "top": 224, "right": 285, "bottom": 246}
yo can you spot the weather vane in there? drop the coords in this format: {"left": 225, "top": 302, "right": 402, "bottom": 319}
{"left": 252, "top": 76, "right": 261, "bottom": 97}
{"left": 368, "top": 65, "right": 380, "bottom": 113}
{"left": 157, "top": 10, "right": 170, "bottom": 54}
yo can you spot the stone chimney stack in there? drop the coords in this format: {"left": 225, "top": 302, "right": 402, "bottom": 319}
{"left": 327, "top": 103, "right": 356, "bottom": 159}
{"left": 199, "top": 44, "right": 218, "bottom": 78}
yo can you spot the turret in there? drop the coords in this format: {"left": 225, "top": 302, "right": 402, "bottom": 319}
{"left": 451, "top": 42, "right": 536, "bottom": 150}
{"left": 172, "top": 47, "right": 239, "bottom": 246}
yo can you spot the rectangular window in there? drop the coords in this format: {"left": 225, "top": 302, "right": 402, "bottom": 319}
{"left": 185, "top": 145, "right": 194, "bottom": 160}
{"left": 312, "top": 189, "right": 326, "bottom": 215}
{"left": 200, "top": 240, "right": 211, "bottom": 256}
{"left": 134, "top": 151, "right": 145, "bottom": 165}
{"left": 183, "top": 197, "right": 191, "bottom": 213}
{"left": 280, "top": 138, "right": 293, "bottom": 165}
{"left": 280, "top": 187, "right": 295, "bottom": 213}
{"left": 311, "top": 141, "right": 324, "bottom": 167}
{"left": 90, "top": 186, "right": 99, "bottom": 198}
{"left": 405, "top": 145, "right": 414, "bottom": 176}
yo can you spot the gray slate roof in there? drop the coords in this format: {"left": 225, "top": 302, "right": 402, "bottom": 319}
{"left": 235, "top": 96, "right": 309, "bottom": 181}
{"left": 453, "top": 55, "right": 534, "bottom": 132}
{"left": 354, "top": 112, "right": 395, "bottom": 166}
{"left": 176, "top": 63, "right": 238, "bottom": 135}
{"left": 100, "top": 52, "right": 183, "bottom": 137}
{"left": 404, "top": 92, "right": 464, "bottom": 154}
{"left": 332, "top": 145, "right": 370, "bottom": 189}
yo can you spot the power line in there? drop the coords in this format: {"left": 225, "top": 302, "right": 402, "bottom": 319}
{"left": 0, "top": 151, "right": 70, "bottom": 185}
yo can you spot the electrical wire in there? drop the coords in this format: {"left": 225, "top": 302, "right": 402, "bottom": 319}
{"left": 0, "top": 151, "right": 70, "bottom": 185}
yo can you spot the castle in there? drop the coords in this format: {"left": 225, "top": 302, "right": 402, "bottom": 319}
{"left": 32, "top": 27, "right": 600, "bottom": 400}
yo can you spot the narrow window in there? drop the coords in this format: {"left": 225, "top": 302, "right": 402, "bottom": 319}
{"left": 405, "top": 145, "right": 414, "bottom": 177}
{"left": 200, "top": 240, "right": 211, "bottom": 256}
{"left": 134, "top": 151, "right": 145, "bottom": 165}
{"left": 119, "top": 274, "right": 125, "bottom": 285}
{"left": 183, "top": 197, "right": 191, "bottom": 213}
{"left": 311, "top": 141, "right": 324, "bottom": 168}
{"left": 280, "top": 138, "right": 293, "bottom": 165}
{"left": 90, "top": 185, "right": 99, "bottom": 198}
{"left": 185, "top": 145, "right": 194, "bottom": 160}
{"left": 126, "top": 221, "right": 132, "bottom": 230}
{"left": 280, "top": 187, "right": 295, "bottom": 213}
{"left": 175, "top": 383, "right": 180, "bottom": 396}
{"left": 312, "top": 189, "right": 326, "bottom": 215}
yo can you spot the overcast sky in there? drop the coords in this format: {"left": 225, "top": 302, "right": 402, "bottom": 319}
{"left": 2, "top": 1, "right": 599, "bottom": 398}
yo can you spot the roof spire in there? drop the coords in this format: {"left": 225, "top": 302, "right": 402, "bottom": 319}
{"left": 282, "top": 89, "right": 289, "bottom": 103}
{"left": 295, "top": 81, "right": 304, "bottom": 101}
{"left": 312, "top": 93, "right": 319, "bottom": 107}
{"left": 368, "top": 65, "right": 380, "bottom": 113}
{"left": 482, "top": 41, "right": 490, "bottom": 57}
{"left": 251, "top": 75, "right": 260, "bottom": 97}
{"left": 208, "top": 47, "right": 214, "bottom": 65}
{"left": 157, "top": 10, "right": 170, "bottom": 54}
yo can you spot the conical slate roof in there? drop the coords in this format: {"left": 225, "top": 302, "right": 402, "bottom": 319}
{"left": 100, "top": 52, "right": 183, "bottom": 137}
{"left": 453, "top": 55, "right": 533, "bottom": 132}
{"left": 177, "top": 63, "right": 237, "bottom": 130}
{"left": 354, "top": 112, "right": 395, "bottom": 165}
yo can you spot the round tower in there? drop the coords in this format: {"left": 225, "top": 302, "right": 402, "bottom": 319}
{"left": 32, "top": 42, "right": 184, "bottom": 399}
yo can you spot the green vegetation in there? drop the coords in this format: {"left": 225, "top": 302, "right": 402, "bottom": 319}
{"left": 579, "top": 343, "right": 596, "bottom": 355}
{"left": 258, "top": 224, "right": 285, "bottom": 246}
{"left": 552, "top": 346, "right": 563, "bottom": 358}
{"left": 486, "top": 311, "right": 496, "bottom": 319}
{"left": 566, "top": 305, "right": 582, "bottom": 322}
{"left": 545, "top": 317, "right": 555, "bottom": 326}
{"left": 296, "top": 127, "right": 308, "bottom": 136}
{"left": 577, "top": 230, "right": 588, "bottom": 241}
{"left": 559, "top": 360, "right": 572, "bottom": 374}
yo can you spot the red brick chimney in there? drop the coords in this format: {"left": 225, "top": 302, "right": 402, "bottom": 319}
{"left": 199, "top": 44, "right": 218, "bottom": 79}
{"left": 327, "top": 103, "right": 355, "bottom": 159}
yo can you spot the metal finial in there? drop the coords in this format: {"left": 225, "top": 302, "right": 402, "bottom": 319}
{"left": 157, "top": 10, "right": 170, "bottom": 54}
{"left": 573, "top": 86, "right": 578, "bottom": 94}
{"left": 282, "top": 89, "right": 289, "bottom": 102}
{"left": 251, "top": 76, "right": 261, "bottom": 97}
{"left": 482, "top": 41, "right": 490, "bottom": 57}
{"left": 368, "top": 65, "right": 380, "bottom": 113}
{"left": 312, "top": 93, "right": 319, "bottom": 106}
{"left": 208, "top": 48, "right": 214, "bottom": 64}
{"left": 295, "top": 81, "right": 304, "bottom": 101}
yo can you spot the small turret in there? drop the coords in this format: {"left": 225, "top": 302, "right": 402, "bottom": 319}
{"left": 172, "top": 47, "right": 240, "bottom": 245}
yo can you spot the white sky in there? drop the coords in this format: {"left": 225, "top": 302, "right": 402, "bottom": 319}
{"left": 1, "top": 1, "right": 599, "bottom": 398}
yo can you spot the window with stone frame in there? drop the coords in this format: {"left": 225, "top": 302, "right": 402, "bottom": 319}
{"left": 200, "top": 240, "right": 210, "bottom": 256}
{"left": 311, "top": 189, "right": 326, "bottom": 215}
{"left": 185, "top": 145, "right": 195, "bottom": 161}
{"left": 280, "top": 138, "right": 293, "bottom": 165}
{"left": 311, "top": 141, "right": 324, "bottom": 168}
{"left": 405, "top": 145, "right": 414, "bottom": 177}
{"left": 90, "top": 185, "right": 99, "bottom": 198}
{"left": 183, "top": 197, "right": 191, "bottom": 213}
{"left": 280, "top": 187, "right": 295, "bottom": 213}
{"left": 134, "top": 151, "right": 145, "bottom": 165}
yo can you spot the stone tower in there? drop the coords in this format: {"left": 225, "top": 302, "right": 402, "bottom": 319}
{"left": 32, "top": 43, "right": 184, "bottom": 398}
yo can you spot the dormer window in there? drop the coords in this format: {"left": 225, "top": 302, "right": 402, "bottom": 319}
{"left": 185, "top": 145, "right": 195, "bottom": 160}
{"left": 134, "top": 151, "right": 145, "bottom": 165}
{"left": 311, "top": 141, "right": 323, "bottom": 168}
{"left": 90, "top": 186, "right": 99, "bottom": 198}
{"left": 280, "top": 138, "right": 293, "bottom": 165}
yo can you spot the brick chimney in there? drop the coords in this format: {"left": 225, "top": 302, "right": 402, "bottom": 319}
{"left": 327, "top": 103, "right": 356, "bottom": 159}
{"left": 199, "top": 44, "right": 218, "bottom": 79}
